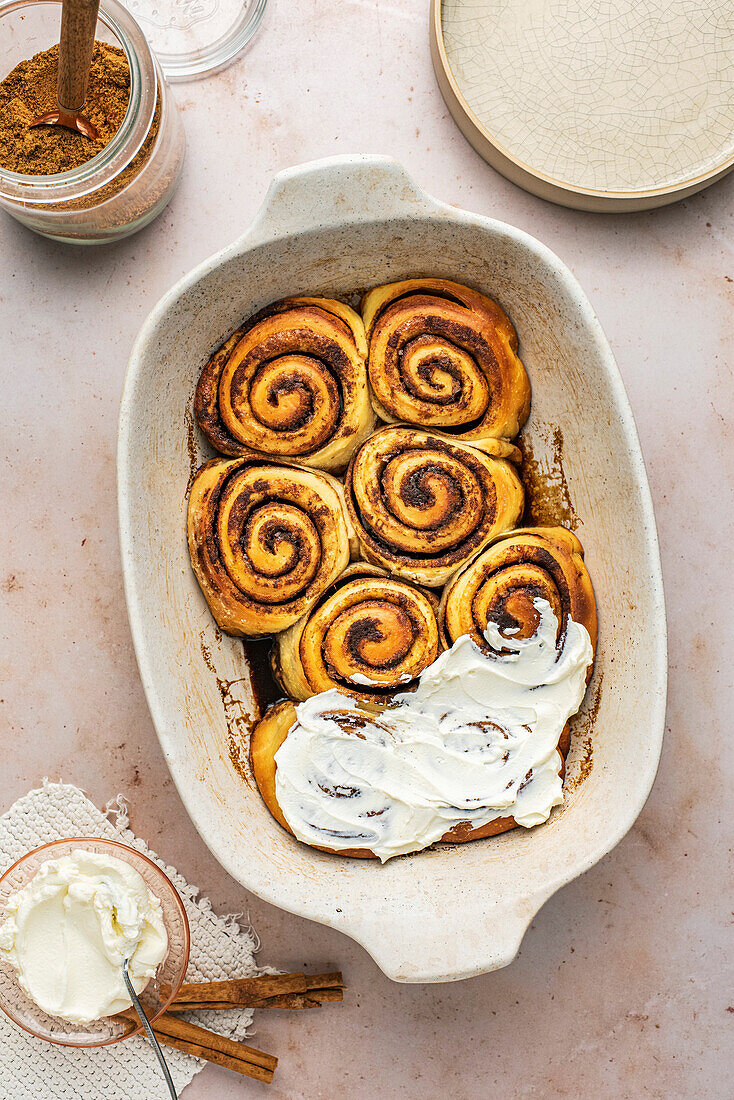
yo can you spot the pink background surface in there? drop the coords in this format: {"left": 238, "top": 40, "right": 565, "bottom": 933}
{"left": 1, "top": 1, "right": 732, "bottom": 1096}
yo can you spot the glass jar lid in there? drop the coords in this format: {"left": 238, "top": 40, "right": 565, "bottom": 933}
{"left": 122, "top": 0, "right": 267, "bottom": 81}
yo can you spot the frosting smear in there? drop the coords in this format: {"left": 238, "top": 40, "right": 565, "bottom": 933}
{"left": 274, "top": 597, "right": 594, "bottom": 861}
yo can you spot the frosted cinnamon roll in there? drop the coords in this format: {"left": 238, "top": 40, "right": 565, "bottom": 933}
{"left": 362, "top": 278, "right": 530, "bottom": 443}
{"left": 272, "top": 563, "right": 441, "bottom": 702}
{"left": 195, "top": 297, "right": 375, "bottom": 473}
{"left": 251, "top": 700, "right": 389, "bottom": 857}
{"left": 345, "top": 426, "right": 524, "bottom": 587}
{"left": 187, "top": 457, "right": 353, "bottom": 636}
{"left": 438, "top": 526, "right": 597, "bottom": 659}
{"left": 250, "top": 700, "right": 516, "bottom": 859}
{"left": 251, "top": 565, "right": 597, "bottom": 861}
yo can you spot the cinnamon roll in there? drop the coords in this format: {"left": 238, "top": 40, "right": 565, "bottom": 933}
{"left": 345, "top": 426, "right": 524, "bottom": 587}
{"left": 251, "top": 700, "right": 515, "bottom": 860}
{"left": 272, "top": 563, "right": 441, "bottom": 702}
{"left": 251, "top": 551, "right": 597, "bottom": 860}
{"left": 438, "top": 526, "right": 597, "bottom": 659}
{"left": 250, "top": 698, "right": 522, "bottom": 859}
{"left": 187, "top": 457, "right": 353, "bottom": 636}
{"left": 361, "top": 278, "right": 531, "bottom": 443}
{"left": 250, "top": 530, "right": 596, "bottom": 861}
{"left": 250, "top": 700, "right": 388, "bottom": 858}
{"left": 195, "top": 297, "right": 375, "bottom": 473}
{"left": 250, "top": 701, "right": 298, "bottom": 838}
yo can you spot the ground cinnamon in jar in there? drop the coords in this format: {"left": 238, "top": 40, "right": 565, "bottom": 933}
{"left": 0, "top": 22, "right": 183, "bottom": 241}
{"left": 0, "top": 41, "right": 130, "bottom": 174}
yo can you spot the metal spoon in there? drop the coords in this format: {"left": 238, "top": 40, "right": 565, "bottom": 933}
{"left": 30, "top": 0, "right": 101, "bottom": 140}
{"left": 122, "top": 958, "right": 178, "bottom": 1100}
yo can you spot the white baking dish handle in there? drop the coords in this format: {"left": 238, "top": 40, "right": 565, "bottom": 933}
{"left": 243, "top": 154, "right": 439, "bottom": 243}
{"left": 352, "top": 884, "right": 555, "bottom": 983}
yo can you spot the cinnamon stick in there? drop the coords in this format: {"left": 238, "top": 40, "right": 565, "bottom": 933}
{"left": 163, "top": 971, "right": 345, "bottom": 1011}
{"left": 119, "top": 1009, "right": 277, "bottom": 1083}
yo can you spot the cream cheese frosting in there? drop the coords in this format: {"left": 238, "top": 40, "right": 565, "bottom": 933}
{"left": 0, "top": 849, "right": 168, "bottom": 1023}
{"left": 274, "top": 597, "right": 594, "bottom": 861}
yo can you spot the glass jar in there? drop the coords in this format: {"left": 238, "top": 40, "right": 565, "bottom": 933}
{"left": 0, "top": 0, "right": 185, "bottom": 243}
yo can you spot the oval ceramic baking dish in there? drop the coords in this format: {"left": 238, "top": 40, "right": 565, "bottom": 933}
{"left": 118, "top": 155, "right": 667, "bottom": 983}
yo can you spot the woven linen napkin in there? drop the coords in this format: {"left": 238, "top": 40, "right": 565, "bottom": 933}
{"left": 0, "top": 782, "right": 265, "bottom": 1100}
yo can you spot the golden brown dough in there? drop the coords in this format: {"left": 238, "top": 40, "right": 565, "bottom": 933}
{"left": 361, "top": 278, "right": 530, "bottom": 443}
{"left": 187, "top": 457, "right": 353, "bottom": 636}
{"left": 345, "top": 426, "right": 524, "bottom": 587}
{"left": 195, "top": 297, "right": 375, "bottom": 473}
{"left": 249, "top": 701, "right": 295, "bottom": 835}
{"left": 272, "top": 562, "right": 441, "bottom": 702}
{"left": 438, "top": 525, "right": 597, "bottom": 661}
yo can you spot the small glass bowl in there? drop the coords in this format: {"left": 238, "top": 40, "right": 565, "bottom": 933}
{"left": 0, "top": 837, "right": 190, "bottom": 1047}
{"left": 128, "top": 0, "right": 270, "bottom": 83}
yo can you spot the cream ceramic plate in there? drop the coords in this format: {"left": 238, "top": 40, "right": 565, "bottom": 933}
{"left": 118, "top": 155, "right": 667, "bottom": 982}
{"left": 431, "top": 0, "right": 734, "bottom": 211}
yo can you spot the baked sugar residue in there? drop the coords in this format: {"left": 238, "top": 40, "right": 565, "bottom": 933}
{"left": 242, "top": 637, "right": 283, "bottom": 717}
{"left": 185, "top": 402, "right": 201, "bottom": 499}
{"left": 518, "top": 425, "right": 579, "bottom": 530}
{"left": 577, "top": 737, "right": 594, "bottom": 784}
{"left": 565, "top": 670, "right": 603, "bottom": 791}
{"left": 199, "top": 634, "right": 258, "bottom": 787}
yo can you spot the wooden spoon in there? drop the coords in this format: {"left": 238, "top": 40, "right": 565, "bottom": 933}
{"left": 30, "top": 0, "right": 102, "bottom": 140}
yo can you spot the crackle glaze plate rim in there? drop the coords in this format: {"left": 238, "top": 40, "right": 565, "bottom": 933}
{"left": 431, "top": 0, "right": 734, "bottom": 212}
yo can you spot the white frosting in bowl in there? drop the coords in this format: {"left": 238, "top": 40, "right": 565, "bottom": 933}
{"left": 0, "top": 849, "right": 168, "bottom": 1024}
{"left": 274, "top": 598, "right": 594, "bottom": 861}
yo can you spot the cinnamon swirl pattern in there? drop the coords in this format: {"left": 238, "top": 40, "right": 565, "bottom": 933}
{"left": 438, "top": 526, "right": 597, "bottom": 659}
{"left": 345, "top": 426, "right": 524, "bottom": 587}
{"left": 272, "top": 563, "right": 441, "bottom": 702}
{"left": 361, "top": 278, "right": 531, "bottom": 443}
{"left": 187, "top": 457, "right": 353, "bottom": 636}
{"left": 195, "top": 297, "right": 375, "bottom": 473}
{"left": 184, "top": 282, "right": 603, "bottom": 864}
